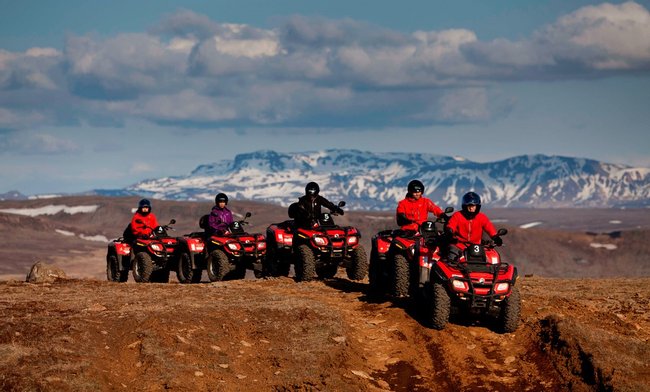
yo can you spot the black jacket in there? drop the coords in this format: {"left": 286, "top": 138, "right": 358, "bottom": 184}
{"left": 291, "top": 195, "right": 340, "bottom": 228}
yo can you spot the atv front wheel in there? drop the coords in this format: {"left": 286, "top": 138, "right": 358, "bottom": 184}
{"left": 177, "top": 252, "right": 202, "bottom": 284}
{"left": 106, "top": 255, "right": 127, "bottom": 282}
{"left": 346, "top": 245, "right": 368, "bottom": 281}
{"left": 133, "top": 252, "right": 154, "bottom": 283}
{"left": 498, "top": 285, "right": 521, "bottom": 333}
{"left": 207, "top": 250, "right": 231, "bottom": 282}
{"left": 392, "top": 253, "right": 410, "bottom": 297}
{"left": 426, "top": 282, "right": 451, "bottom": 330}
{"left": 295, "top": 245, "right": 316, "bottom": 282}
{"left": 367, "top": 248, "right": 383, "bottom": 296}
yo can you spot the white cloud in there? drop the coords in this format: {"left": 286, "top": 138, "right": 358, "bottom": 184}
{"left": 0, "top": 133, "right": 79, "bottom": 155}
{"left": 0, "top": 3, "right": 649, "bottom": 132}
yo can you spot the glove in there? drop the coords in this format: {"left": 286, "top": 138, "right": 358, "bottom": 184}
{"left": 336, "top": 207, "right": 345, "bottom": 215}
{"left": 492, "top": 236, "right": 503, "bottom": 246}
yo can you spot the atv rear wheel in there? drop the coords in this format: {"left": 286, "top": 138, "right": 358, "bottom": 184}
{"left": 295, "top": 244, "right": 316, "bottom": 282}
{"left": 177, "top": 252, "right": 201, "bottom": 284}
{"left": 426, "top": 282, "right": 451, "bottom": 330}
{"left": 264, "top": 246, "right": 291, "bottom": 277}
{"left": 498, "top": 285, "right": 521, "bottom": 333}
{"left": 392, "top": 253, "right": 410, "bottom": 297}
{"left": 133, "top": 252, "right": 154, "bottom": 283}
{"left": 367, "top": 248, "right": 384, "bottom": 296}
{"left": 346, "top": 245, "right": 368, "bottom": 281}
{"left": 207, "top": 250, "right": 231, "bottom": 282}
{"left": 106, "top": 255, "right": 127, "bottom": 282}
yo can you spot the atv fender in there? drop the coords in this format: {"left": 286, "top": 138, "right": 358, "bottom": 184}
{"left": 118, "top": 254, "right": 131, "bottom": 271}
{"left": 430, "top": 263, "right": 450, "bottom": 284}
{"left": 177, "top": 238, "right": 201, "bottom": 270}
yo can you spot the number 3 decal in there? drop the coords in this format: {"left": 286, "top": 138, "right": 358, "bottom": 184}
{"left": 473, "top": 245, "right": 480, "bottom": 253}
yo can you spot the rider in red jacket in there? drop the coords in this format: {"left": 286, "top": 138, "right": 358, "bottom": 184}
{"left": 447, "top": 192, "right": 501, "bottom": 259}
{"left": 131, "top": 199, "right": 159, "bottom": 238}
{"left": 395, "top": 180, "right": 443, "bottom": 231}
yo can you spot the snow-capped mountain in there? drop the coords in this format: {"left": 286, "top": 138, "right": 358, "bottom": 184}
{"left": 103, "top": 150, "right": 650, "bottom": 210}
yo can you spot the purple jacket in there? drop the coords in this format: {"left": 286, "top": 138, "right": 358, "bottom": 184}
{"left": 208, "top": 205, "right": 234, "bottom": 234}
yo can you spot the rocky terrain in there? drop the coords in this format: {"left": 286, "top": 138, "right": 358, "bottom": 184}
{"left": 0, "top": 196, "right": 649, "bottom": 391}
{"left": 1, "top": 275, "right": 649, "bottom": 391}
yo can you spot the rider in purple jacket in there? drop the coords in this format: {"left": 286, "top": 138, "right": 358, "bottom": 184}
{"left": 208, "top": 193, "right": 234, "bottom": 235}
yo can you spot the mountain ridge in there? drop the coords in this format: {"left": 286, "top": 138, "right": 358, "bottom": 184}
{"left": 94, "top": 149, "right": 650, "bottom": 210}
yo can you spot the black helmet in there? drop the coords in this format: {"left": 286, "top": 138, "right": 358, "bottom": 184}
{"left": 461, "top": 191, "right": 482, "bottom": 217}
{"left": 407, "top": 180, "right": 424, "bottom": 195}
{"left": 305, "top": 182, "right": 320, "bottom": 196}
{"left": 138, "top": 199, "right": 151, "bottom": 215}
{"left": 215, "top": 193, "right": 228, "bottom": 205}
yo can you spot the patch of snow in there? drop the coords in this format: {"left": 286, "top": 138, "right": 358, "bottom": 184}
{"left": 0, "top": 205, "right": 98, "bottom": 217}
{"left": 364, "top": 215, "right": 393, "bottom": 221}
{"left": 609, "top": 220, "right": 622, "bottom": 224}
{"left": 55, "top": 229, "right": 75, "bottom": 236}
{"left": 79, "top": 234, "right": 110, "bottom": 243}
{"left": 491, "top": 219, "right": 509, "bottom": 223}
{"left": 590, "top": 243, "right": 617, "bottom": 250}
{"left": 520, "top": 221, "right": 543, "bottom": 229}
{"left": 28, "top": 194, "right": 62, "bottom": 199}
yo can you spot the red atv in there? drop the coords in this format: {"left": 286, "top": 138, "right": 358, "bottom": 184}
{"left": 175, "top": 229, "right": 206, "bottom": 284}
{"left": 369, "top": 207, "right": 454, "bottom": 298}
{"left": 106, "top": 237, "right": 131, "bottom": 283}
{"left": 204, "top": 212, "right": 267, "bottom": 282}
{"left": 130, "top": 219, "right": 179, "bottom": 283}
{"left": 424, "top": 228, "right": 520, "bottom": 333}
{"left": 264, "top": 220, "right": 294, "bottom": 277}
{"left": 289, "top": 202, "right": 368, "bottom": 282}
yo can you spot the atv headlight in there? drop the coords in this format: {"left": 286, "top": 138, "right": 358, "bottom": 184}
{"left": 227, "top": 242, "right": 241, "bottom": 251}
{"left": 313, "top": 236, "right": 328, "bottom": 246}
{"left": 347, "top": 236, "right": 358, "bottom": 245}
{"left": 150, "top": 244, "right": 163, "bottom": 252}
{"left": 494, "top": 282, "right": 510, "bottom": 294}
{"left": 257, "top": 242, "right": 266, "bottom": 250}
{"left": 451, "top": 279, "right": 468, "bottom": 292}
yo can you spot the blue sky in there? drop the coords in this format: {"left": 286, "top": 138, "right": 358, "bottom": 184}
{"left": 1, "top": 0, "right": 649, "bottom": 195}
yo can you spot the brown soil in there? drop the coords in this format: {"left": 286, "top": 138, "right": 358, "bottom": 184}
{"left": 1, "top": 275, "right": 649, "bottom": 392}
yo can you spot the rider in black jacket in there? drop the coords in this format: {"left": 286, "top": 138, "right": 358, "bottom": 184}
{"left": 289, "top": 182, "right": 344, "bottom": 228}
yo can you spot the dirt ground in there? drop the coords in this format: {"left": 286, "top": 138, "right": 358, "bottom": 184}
{"left": 1, "top": 272, "right": 649, "bottom": 392}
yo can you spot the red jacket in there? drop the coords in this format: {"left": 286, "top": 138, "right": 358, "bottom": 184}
{"left": 447, "top": 211, "right": 497, "bottom": 249}
{"left": 395, "top": 195, "right": 443, "bottom": 231}
{"left": 131, "top": 212, "right": 159, "bottom": 238}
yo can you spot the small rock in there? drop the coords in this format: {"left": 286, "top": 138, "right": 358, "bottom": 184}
{"left": 218, "top": 364, "right": 229, "bottom": 369}
{"left": 194, "top": 371, "right": 204, "bottom": 377}
{"left": 175, "top": 351, "right": 185, "bottom": 357}
{"left": 385, "top": 357, "right": 400, "bottom": 365}
{"left": 467, "top": 344, "right": 476, "bottom": 350}
{"left": 127, "top": 341, "right": 141, "bottom": 349}
{"left": 332, "top": 336, "right": 346, "bottom": 343}
{"left": 240, "top": 340, "right": 252, "bottom": 347}
{"left": 260, "top": 339, "right": 270, "bottom": 344}
{"left": 211, "top": 345, "right": 222, "bottom": 351}
{"left": 504, "top": 356, "right": 516, "bottom": 364}
{"left": 377, "top": 380, "right": 390, "bottom": 389}
{"left": 100, "top": 331, "right": 108, "bottom": 335}
{"left": 176, "top": 335, "right": 188, "bottom": 344}
{"left": 85, "top": 304, "right": 107, "bottom": 312}
{"left": 236, "top": 374, "right": 247, "bottom": 379}
{"left": 26, "top": 262, "right": 67, "bottom": 283}
{"left": 351, "top": 370, "right": 373, "bottom": 380}
{"left": 368, "top": 319, "right": 387, "bottom": 325}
